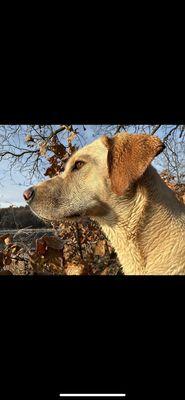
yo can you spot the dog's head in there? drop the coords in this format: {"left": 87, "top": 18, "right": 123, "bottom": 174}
{"left": 23, "top": 132, "right": 164, "bottom": 222}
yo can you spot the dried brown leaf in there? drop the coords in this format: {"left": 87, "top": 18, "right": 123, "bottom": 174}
{"left": 0, "top": 234, "right": 13, "bottom": 245}
{"left": 94, "top": 240, "right": 106, "bottom": 257}
{"left": 39, "top": 142, "right": 47, "bottom": 156}
{"left": 43, "top": 236, "right": 64, "bottom": 250}
{"left": 36, "top": 238, "right": 47, "bottom": 255}
{"left": 25, "top": 134, "right": 34, "bottom": 142}
{"left": 65, "top": 262, "right": 84, "bottom": 275}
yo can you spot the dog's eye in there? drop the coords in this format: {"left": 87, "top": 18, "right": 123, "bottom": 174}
{"left": 72, "top": 161, "right": 85, "bottom": 171}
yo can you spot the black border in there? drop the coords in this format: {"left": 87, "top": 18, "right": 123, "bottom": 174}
{"left": 0, "top": 276, "right": 185, "bottom": 399}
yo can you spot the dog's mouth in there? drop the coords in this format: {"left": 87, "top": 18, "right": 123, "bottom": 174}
{"left": 36, "top": 212, "right": 82, "bottom": 224}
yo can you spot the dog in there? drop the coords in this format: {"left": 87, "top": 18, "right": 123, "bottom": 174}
{"left": 23, "top": 132, "right": 185, "bottom": 275}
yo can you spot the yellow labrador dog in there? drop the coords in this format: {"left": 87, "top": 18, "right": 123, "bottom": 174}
{"left": 24, "top": 133, "right": 185, "bottom": 275}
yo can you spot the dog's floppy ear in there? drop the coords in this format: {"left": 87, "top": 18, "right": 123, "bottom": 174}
{"left": 102, "top": 133, "right": 165, "bottom": 196}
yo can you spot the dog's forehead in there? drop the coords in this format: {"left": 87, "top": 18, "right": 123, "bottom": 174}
{"left": 72, "top": 136, "right": 108, "bottom": 161}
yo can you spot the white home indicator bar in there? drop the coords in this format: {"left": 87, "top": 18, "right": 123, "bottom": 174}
{"left": 59, "top": 395, "right": 126, "bottom": 398}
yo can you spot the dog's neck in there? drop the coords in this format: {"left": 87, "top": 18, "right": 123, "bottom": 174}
{"left": 95, "top": 180, "right": 149, "bottom": 274}
{"left": 94, "top": 166, "right": 184, "bottom": 275}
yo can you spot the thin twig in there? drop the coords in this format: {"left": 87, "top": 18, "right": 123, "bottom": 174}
{"left": 163, "top": 125, "right": 179, "bottom": 142}
{"left": 151, "top": 125, "right": 161, "bottom": 135}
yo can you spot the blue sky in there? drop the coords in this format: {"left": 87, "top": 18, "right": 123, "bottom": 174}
{"left": 0, "top": 160, "right": 28, "bottom": 207}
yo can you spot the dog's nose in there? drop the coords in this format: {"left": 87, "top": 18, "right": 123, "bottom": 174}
{"left": 23, "top": 187, "right": 34, "bottom": 202}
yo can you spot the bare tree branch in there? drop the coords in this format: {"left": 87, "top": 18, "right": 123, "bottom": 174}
{"left": 163, "top": 125, "right": 179, "bottom": 142}
{"left": 0, "top": 149, "right": 39, "bottom": 159}
{"left": 151, "top": 125, "right": 162, "bottom": 135}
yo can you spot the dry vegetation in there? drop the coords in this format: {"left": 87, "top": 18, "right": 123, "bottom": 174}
{"left": 0, "top": 220, "right": 121, "bottom": 275}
